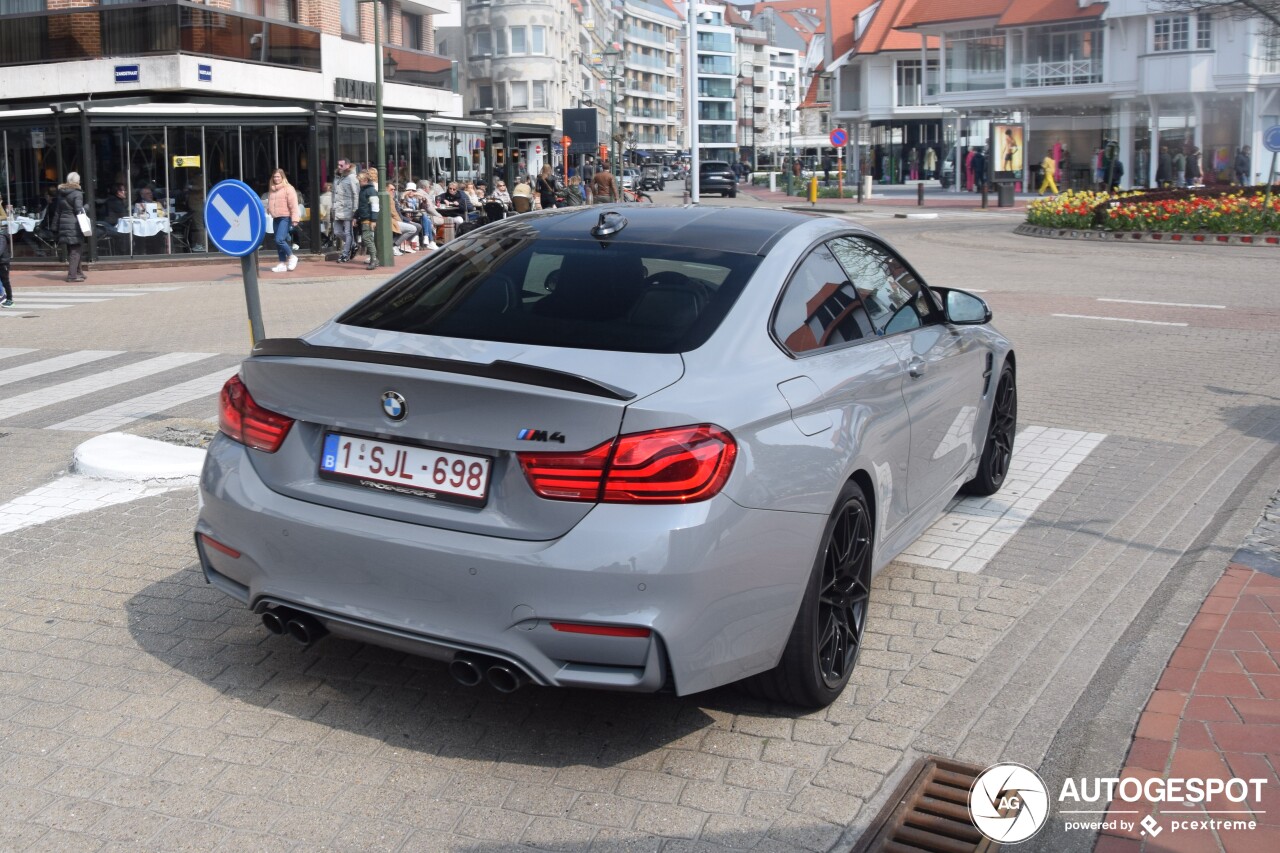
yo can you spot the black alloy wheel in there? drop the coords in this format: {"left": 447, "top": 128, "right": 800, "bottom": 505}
{"left": 816, "top": 492, "right": 872, "bottom": 689}
{"left": 964, "top": 363, "right": 1017, "bottom": 496}
{"left": 741, "top": 480, "right": 873, "bottom": 707}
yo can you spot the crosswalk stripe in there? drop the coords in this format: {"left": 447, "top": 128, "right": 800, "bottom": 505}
{"left": 0, "top": 352, "right": 217, "bottom": 420}
{"left": 10, "top": 292, "right": 148, "bottom": 300}
{"left": 0, "top": 351, "right": 125, "bottom": 388}
{"left": 0, "top": 348, "right": 37, "bottom": 361}
{"left": 49, "top": 368, "right": 234, "bottom": 432}
{"left": 1, "top": 303, "right": 75, "bottom": 310}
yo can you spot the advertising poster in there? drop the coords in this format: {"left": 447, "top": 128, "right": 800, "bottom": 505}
{"left": 993, "top": 124, "right": 1024, "bottom": 178}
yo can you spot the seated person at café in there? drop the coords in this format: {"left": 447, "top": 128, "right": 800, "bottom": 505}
{"left": 490, "top": 180, "right": 512, "bottom": 206}
{"left": 134, "top": 186, "right": 161, "bottom": 215}
{"left": 104, "top": 184, "right": 129, "bottom": 226}
{"left": 435, "top": 181, "right": 472, "bottom": 224}
{"left": 389, "top": 187, "right": 420, "bottom": 255}
{"left": 404, "top": 184, "right": 443, "bottom": 248}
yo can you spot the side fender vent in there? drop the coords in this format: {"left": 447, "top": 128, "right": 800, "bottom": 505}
{"left": 982, "top": 352, "right": 995, "bottom": 396}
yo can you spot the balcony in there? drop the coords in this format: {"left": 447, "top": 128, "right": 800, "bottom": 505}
{"left": 1016, "top": 58, "right": 1102, "bottom": 87}
{"left": 385, "top": 44, "right": 455, "bottom": 91}
{"left": 0, "top": 0, "right": 321, "bottom": 69}
{"left": 626, "top": 25, "right": 668, "bottom": 48}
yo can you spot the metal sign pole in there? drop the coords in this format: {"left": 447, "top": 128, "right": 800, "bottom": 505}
{"left": 241, "top": 255, "right": 265, "bottom": 346}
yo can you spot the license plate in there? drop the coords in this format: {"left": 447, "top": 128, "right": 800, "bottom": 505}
{"left": 320, "top": 433, "right": 491, "bottom": 504}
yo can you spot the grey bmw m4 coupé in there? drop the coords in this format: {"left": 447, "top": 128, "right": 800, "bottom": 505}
{"left": 196, "top": 206, "right": 1015, "bottom": 708}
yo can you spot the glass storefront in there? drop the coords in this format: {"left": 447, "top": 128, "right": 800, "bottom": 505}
{"left": 2, "top": 104, "right": 475, "bottom": 260}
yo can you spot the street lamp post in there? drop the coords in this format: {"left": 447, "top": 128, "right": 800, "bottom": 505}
{"left": 784, "top": 89, "right": 793, "bottom": 196}
{"left": 360, "top": 0, "right": 393, "bottom": 268}
{"left": 740, "top": 61, "right": 756, "bottom": 173}
{"left": 604, "top": 47, "right": 622, "bottom": 178}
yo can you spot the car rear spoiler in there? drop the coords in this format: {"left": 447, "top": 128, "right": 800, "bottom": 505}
{"left": 250, "top": 338, "right": 636, "bottom": 401}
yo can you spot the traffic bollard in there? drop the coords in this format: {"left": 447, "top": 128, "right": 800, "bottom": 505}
{"left": 917, "top": 182, "right": 925, "bottom": 206}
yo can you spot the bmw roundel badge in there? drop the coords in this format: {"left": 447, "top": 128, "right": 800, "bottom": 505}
{"left": 381, "top": 391, "right": 407, "bottom": 421}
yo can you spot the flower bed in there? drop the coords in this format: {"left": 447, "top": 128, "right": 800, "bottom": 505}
{"left": 1026, "top": 186, "right": 1280, "bottom": 234}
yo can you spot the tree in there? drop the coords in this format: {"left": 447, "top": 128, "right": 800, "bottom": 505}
{"left": 1151, "top": 1, "right": 1280, "bottom": 29}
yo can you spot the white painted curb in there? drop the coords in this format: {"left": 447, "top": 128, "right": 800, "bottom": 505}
{"left": 893, "top": 212, "right": 940, "bottom": 219}
{"left": 72, "top": 432, "right": 206, "bottom": 483}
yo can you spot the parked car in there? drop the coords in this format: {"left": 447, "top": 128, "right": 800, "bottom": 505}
{"left": 620, "top": 168, "right": 639, "bottom": 190}
{"left": 197, "top": 206, "right": 1015, "bottom": 708}
{"left": 687, "top": 160, "right": 738, "bottom": 197}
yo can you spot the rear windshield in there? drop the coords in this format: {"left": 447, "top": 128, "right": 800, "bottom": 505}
{"left": 338, "top": 230, "right": 762, "bottom": 354}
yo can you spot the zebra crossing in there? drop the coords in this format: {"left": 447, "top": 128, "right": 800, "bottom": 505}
{"left": 0, "top": 286, "right": 184, "bottom": 317}
{"left": 0, "top": 347, "right": 239, "bottom": 432}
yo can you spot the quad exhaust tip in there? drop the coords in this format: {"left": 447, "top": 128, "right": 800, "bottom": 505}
{"left": 449, "top": 654, "right": 528, "bottom": 693}
{"left": 261, "top": 607, "right": 327, "bottom": 646}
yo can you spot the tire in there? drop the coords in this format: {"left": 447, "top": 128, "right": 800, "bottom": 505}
{"left": 728, "top": 189, "right": 737, "bottom": 198}
{"left": 742, "top": 480, "right": 873, "bottom": 707}
{"left": 963, "top": 363, "right": 1017, "bottom": 496}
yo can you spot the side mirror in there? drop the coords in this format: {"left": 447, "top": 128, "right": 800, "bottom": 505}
{"left": 940, "top": 289, "right": 992, "bottom": 325}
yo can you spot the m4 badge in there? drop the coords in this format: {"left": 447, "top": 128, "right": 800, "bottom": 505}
{"left": 517, "top": 429, "right": 566, "bottom": 444}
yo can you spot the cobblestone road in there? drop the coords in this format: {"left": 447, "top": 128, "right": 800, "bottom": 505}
{"left": 1, "top": 213, "right": 1277, "bottom": 852}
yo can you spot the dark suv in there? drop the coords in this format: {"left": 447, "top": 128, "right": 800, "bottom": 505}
{"left": 687, "top": 160, "right": 737, "bottom": 198}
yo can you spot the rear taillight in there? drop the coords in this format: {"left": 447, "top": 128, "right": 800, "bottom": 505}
{"left": 518, "top": 424, "right": 736, "bottom": 504}
{"left": 218, "top": 375, "right": 294, "bottom": 453}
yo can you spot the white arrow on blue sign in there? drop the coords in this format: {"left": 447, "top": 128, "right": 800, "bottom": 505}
{"left": 1264, "top": 125, "right": 1280, "bottom": 154}
{"left": 204, "top": 179, "right": 266, "bottom": 257}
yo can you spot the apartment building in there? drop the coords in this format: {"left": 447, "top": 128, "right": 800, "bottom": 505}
{"left": 832, "top": 0, "right": 1280, "bottom": 189}
{"left": 619, "top": 0, "right": 684, "bottom": 163}
{"left": 693, "top": 1, "right": 740, "bottom": 163}
{"left": 0, "top": 0, "right": 465, "bottom": 259}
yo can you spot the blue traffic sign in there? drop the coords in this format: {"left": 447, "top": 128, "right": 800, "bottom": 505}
{"left": 1265, "top": 125, "right": 1280, "bottom": 154}
{"left": 205, "top": 179, "right": 266, "bottom": 257}
{"left": 829, "top": 128, "right": 848, "bottom": 148}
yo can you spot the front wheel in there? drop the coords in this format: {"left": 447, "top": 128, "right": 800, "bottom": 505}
{"left": 742, "top": 480, "right": 873, "bottom": 707}
{"left": 964, "top": 363, "right": 1017, "bottom": 496}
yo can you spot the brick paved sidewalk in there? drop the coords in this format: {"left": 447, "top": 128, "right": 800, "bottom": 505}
{"left": 1096, "top": 563, "right": 1280, "bottom": 853}
{"left": 736, "top": 181, "right": 1030, "bottom": 211}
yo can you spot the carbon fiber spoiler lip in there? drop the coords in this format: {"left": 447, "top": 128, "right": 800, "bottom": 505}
{"left": 249, "top": 338, "right": 637, "bottom": 401}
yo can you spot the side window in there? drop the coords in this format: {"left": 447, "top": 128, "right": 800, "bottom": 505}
{"left": 773, "top": 241, "right": 875, "bottom": 354}
{"left": 828, "top": 236, "right": 936, "bottom": 336}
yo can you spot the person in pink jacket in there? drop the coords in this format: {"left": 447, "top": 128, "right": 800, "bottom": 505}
{"left": 266, "top": 168, "right": 301, "bottom": 272}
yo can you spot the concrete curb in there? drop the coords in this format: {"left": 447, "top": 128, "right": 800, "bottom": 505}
{"left": 1016, "top": 223, "right": 1280, "bottom": 246}
{"left": 72, "top": 433, "right": 206, "bottom": 482}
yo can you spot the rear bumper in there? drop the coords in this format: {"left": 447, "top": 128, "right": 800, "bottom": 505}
{"left": 195, "top": 437, "right": 826, "bottom": 695}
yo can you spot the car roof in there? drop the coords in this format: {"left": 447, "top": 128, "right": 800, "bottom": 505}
{"left": 494, "top": 206, "right": 821, "bottom": 256}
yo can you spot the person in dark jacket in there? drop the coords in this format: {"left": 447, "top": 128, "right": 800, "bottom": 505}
{"left": 355, "top": 169, "right": 379, "bottom": 270}
{"left": 536, "top": 165, "right": 557, "bottom": 210}
{"left": 104, "top": 184, "right": 129, "bottom": 226}
{"left": 970, "top": 148, "right": 987, "bottom": 193}
{"left": 1235, "top": 146, "right": 1252, "bottom": 185}
{"left": 55, "top": 172, "right": 88, "bottom": 281}
{"left": 0, "top": 218, "right": 12, "bottom": 308}
{"left": 1156, "top": 145, "right": 1172, "bottom": 187}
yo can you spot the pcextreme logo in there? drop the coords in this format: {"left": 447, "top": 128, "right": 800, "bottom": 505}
{"left": 967, "top": 763, "right": 1269, "bottom": 842}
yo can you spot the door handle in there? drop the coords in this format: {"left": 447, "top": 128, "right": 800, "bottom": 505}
{"left": 908, "top": 356, "right": 927, "bottom": 378}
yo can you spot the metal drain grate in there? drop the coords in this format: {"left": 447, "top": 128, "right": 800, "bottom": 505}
{"left": 851, "top": 756, "right": 996, "bottom": 853}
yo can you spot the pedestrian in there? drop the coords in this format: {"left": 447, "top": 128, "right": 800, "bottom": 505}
{"left": 0, "top": 215, "right": 12, "bottom": 308}
{"left": 1038, "top": 149, "right": 1059, "bottom": 195}
{"left": 589, "top": 165, "right": 617, "bottom": 203}
{"left": 265, "top": 168, "right": 300, "bottom": 272}
{"left": 1186, "top": 146, "right": 1203, "bottom": 187}
{"left": 1156, "top": 145, "right": 1172, "bottom": 187}
{"left": 564, "top": 175, "right": 586, "bottom": 206}
{"left": 332, "top": 159, "right": 359, "bottom": 262}
{"left": 355, "top": 169, "right": 379, "bottom": 270}
{"left": 971, "top": 148, "right": 987, "bottom": 193}
{"left": 1234, "top": 146, "right": 1251, "bottom": 185}
{"left": 964, "top": 148, "right": 976, "bottom": 191}
{"left": 536, "top": 164, "right": 557, "bottom": 210}
{"left": 1172, "top": 147, "right": 1186, "bottom": 188}
{"left": 54, "top": 171, "right": 88, "bottom": 282}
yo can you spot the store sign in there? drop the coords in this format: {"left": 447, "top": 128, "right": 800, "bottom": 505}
{"left": 173, "top": 156, "right": 202, "bottom": 168}
{"left": 334, "top": 78, "right": 375, "bottom": 104}
{"left": 198, "top": 64, "right": 212, "bottom": 83}
{"left": 115, "top": 64, "right": 140, "bottom": 84}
